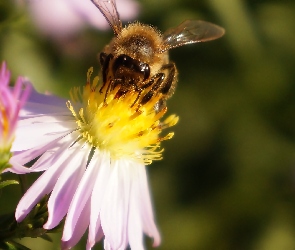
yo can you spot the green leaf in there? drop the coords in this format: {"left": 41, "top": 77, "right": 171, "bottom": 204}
{"left": 0, "top": 240, "right": 31, "bottom": 250}
{"left": 0, "top": 180, "right": 19, "bottom": 190}
{"left": 39, "top": 234, "right": 52, "bottom": 242}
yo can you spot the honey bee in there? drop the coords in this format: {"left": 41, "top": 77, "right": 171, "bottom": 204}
{"left": 91, "top": 0, "right": 225, "bottom": 111}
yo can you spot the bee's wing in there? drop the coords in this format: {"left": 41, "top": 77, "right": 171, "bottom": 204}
{"left": 161, "top": 20, "right": 225, "bottom": 52}
{"left": 91, "top": 0, "right": 122, "bottom": 35}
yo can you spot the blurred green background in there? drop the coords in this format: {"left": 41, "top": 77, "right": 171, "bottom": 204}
{"left": 1, "top": 0, "right": 295, "bottom": 249}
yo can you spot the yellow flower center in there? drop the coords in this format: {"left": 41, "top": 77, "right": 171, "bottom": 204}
{"left": 0, "top": 100, "right": 9, "bottom": 140}
{"left": 67, "top": 67, "right": 178, "bottom": 165}
{"left": 0, "top": 100, "right": 13, "bottom": 171}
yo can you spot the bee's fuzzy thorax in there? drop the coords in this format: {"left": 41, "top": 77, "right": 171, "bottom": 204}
{"left": 106, "top": 22, "right": 168, "bottom": 74}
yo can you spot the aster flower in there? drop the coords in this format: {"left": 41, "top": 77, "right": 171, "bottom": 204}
{"left": 10, "top": 68, "right": 178, "bottom": 249}
{"left": 0, "top": 61, "right": 30, "bottom": 172}
{"left": 18, "top": 0, "right": 139, "bottom": 37}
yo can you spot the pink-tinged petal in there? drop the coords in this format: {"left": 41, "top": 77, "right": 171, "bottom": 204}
{"left": 62, "top": 145, "right": 101, "bottom": 243}
{"left": 28, "top": 140, "right": 72, "bottom": 171}
{"left": 14, "top": 78, "right": 32, "bottom": 106}
{"left": 10, "top": 139, "right": 62, "bottom": 171}
{"left": 20, "top": 105, "right": 69, "bottom": 118}
{"left": 8, "top": 78, "right": 31, "bottom": 132}
{"left": 7, "top": 158, "right": 31, "bottom": 174}
{"left": 15, "top": 169, "right": 60, "bottom": 222}
{"left": 18, "top": 84, "right": 68, "bottom": 117}
{"left": 138, "top": 166, "right": 161, "bottom": 247}
{"left": 21, "top": 102, "right": 69, "bottom": 118}
{"left": 26, "top": 84, "right": 67, "bottom": 107}
{"left": 0, "top": 62, "right": 10, "bottom": 85}
{"left": 87, "top": 151, "right": 112, "bottom": 249}
{"left": 15, "top": 147, "right": 72, "bottom": 221}
{"left": 44, "top": 145, "right": 88, "bottom": 229}
{"left": 18, "top": 113, "right": 71, "bottom": 125}
{"left": 61, "top": 198, "right": 91, "bottom": 250}
{"left": 100, "top": 159, "right": 131, "bottom": 250}
{"left": 12, "top": 77, "right": 24, "bottom": 101}
{"left": 0, "top": 62, "right": 31, "bottom": 159}
{"left": 20, "top": 96, "right": 69, "bottom": 117}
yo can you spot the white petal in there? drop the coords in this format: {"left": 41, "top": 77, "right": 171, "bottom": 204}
{"left": 139, "top": 166, "right": 161, "bottom": 247}
{"left": 10, "top": 131, "right": 79, "bottom": 173}
{"left": 44, "top": 145, "right": 88, "bottom": 229}
{"left": 87, "top": 151, "right": 112, "bottom": 249}
{"left": 29, "top": 131, "right": 80, "bottom": 171}
{"left": 15, "top": 146, "right": 71, "bottom": 221}
{"left": 62, "top": 145, "right": 100, "bottom": 242}
{"left": 128, "top": 162, "right": 144, "bottom": 250}
{"left": 100, "top": 159, "right": 131, "bottom": 250}
{"left": 11, "top": 136, "right": 62, "bottom": 167}
{"left": 61, "top": 197, "right": 91, "bottom": 250}
{"left": 12, "top": 116, "right": 75, "bottom": 151}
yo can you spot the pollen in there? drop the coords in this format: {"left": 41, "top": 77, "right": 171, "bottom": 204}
{"left": 67, "top": 67, "right": 178, "bottom": 165}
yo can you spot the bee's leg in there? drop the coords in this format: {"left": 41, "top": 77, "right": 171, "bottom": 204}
{"left": 104, "top": 79, "right": 123, "bottom": 103}
{"left": 99, "top": 53, "right": 114, "bottom": 94}
{"left": 132, "top": 73, "right": 163, "bottom": 108}
{"left": 158, "top": 63, "right": 177, "bottom": 97}
{"left": 130, "top": 92, "right": 142, "bottom": 108}
{"left": 140, "top": 74, "right": 164, "bottom": 105}
{"left": 103, "top": 79, "right": 113, "bottom": 103}
{"left": 130, "top": 77, "right": 156, "bottom": 107}
{"left": 140, "top": 63, "right": 176, "bottom": 106}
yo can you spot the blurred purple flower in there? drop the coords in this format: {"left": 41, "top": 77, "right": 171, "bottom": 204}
{"left": 0, "top": 61, "right": 31, "bottom": 172}
{"left": 23, "top": 0, "right": 139, "bottom": 37}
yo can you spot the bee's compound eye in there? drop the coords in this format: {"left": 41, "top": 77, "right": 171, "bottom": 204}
{"left": 113, "top": 55, "right": 133, "bottom": 73}
{"left": 113, "top": 54, "right": 150, "bottom": 80}
{"left": 138, "top": 62, "right": 150, "bottom": 80}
